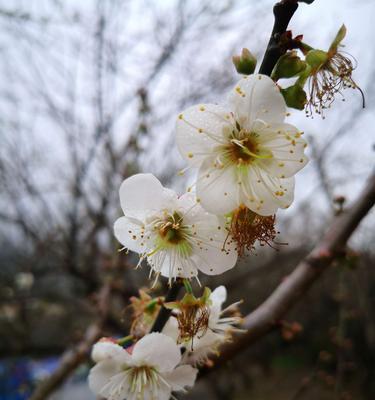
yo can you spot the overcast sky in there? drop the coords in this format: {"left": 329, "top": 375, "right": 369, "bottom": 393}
{"left": 1, "top": 0, "right": 374, "bottom": 247}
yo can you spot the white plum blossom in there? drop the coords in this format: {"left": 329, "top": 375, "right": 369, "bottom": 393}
{"left": 163, "top": 286, "right": 243, "bottom": 366}
{"left": 114, "top": 173, "right": 237, "bottom": 283}
{"left": 176, "top": 74, "right": 308, "bottom": 216}
{"left": 89, "top": 333, "right": 198, "bottom": 400}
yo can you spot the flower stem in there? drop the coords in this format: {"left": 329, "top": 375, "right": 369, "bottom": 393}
{"left": 150, "top": 280, "right": 183, "bottom": 333}
{"left": 183, "top": 278, "right": 193, "bottom": 294}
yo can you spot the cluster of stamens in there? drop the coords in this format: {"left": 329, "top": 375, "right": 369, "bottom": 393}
{"left": 156, "top": 212, "right": 187, "bottom": 245}
{"left": 306, "top": 51, "right": 361, "bottom": 118}
{"left": 176, "top": 303, "right": 210, "bottom": 348}
{"left": 221, "top": 126, "right": 271, "bottom": 166}
{"left": 226, "top": 206, "right": 278, "bottom": 257}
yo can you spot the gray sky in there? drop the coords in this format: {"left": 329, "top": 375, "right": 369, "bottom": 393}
{"left": 0, "top": 0, "right": 374, "bottom": 248}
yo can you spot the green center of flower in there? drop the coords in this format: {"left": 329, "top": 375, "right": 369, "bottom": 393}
{"left": 158, "top": 212, "right": 185, "bottom": 244}
{"left": 151, "top": 211, "right": 193, "bottom": 258}
{"left": 224, "top": 130, "right": 272, "bottom": 165}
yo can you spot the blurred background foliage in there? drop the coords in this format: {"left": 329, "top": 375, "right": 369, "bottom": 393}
{"left": 0, "top": 0, "right": 374, "bottom": 399}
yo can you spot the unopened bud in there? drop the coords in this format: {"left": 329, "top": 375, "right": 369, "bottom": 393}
{"left": 281, "top": 84, "right": 307, "bottom": 110}
{"left": 232, "top": 48, "right": 257, "bottom": 75}
{"left": 271, "top": 51, "right": 306, "bottom": 80}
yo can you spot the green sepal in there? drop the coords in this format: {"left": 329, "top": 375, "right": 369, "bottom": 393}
{"left": 329, "top": 24, "right": 346, "bottom": 54}
{"left": 117, "top": 335, "right": 134, "bottom": 347}
{"left": 271, "top": 51, "right": 307, "bottom": 80}
{"left": 232, "top": 48, "right": 257, "bottom": 75}
{"left": 201, "top": 287, "right": 212, "bottom": 305}
{"left": 164, "top": 301, "right": 181, "bottom": 310}
{"left": 305, "top": 49, "right": 328, "bottom": 70}
{"left": 145, "top": 299, "right": 159, "bottom": 314}
{"left": 281, "top": 84, "right": 307, "bottom": 110}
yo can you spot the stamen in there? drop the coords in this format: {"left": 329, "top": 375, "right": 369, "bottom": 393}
{"left": 306, "top": 50, "right": 363, "bottom": 117}
{"left": 226, "top": 206, "right": 278, "bottom": 257}
{"left": 176, "top": 304, "right": 210, "bottom": 348}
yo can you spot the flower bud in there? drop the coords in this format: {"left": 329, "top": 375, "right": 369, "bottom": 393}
{"left": 271, "top": 51, "right": 307, "bottom": 80}
{"left": 232, "top": 48, "right": 257, "bottom": 75}
{"left": 281, "top": 84, "right": 307, "bottom": 110}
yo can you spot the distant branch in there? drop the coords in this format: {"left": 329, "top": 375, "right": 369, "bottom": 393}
{"left": 29, "top": 283, "right": 112, "bottom": 400}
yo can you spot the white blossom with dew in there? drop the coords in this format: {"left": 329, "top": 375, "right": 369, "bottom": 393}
{"left": 114, "top": 173, "right": 238, "bottom": 284}
{"left": 176, "top": 74, "right": 309, "bottom": 216}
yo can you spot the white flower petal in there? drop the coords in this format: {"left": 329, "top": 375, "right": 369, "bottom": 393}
{"left": 256, "top": 123, "right": 308, "bottom": 178}
{"left": 114, "top": 216, "right": 144, "bottom": 253}
{"left": 210, "top": 286, "right": 227, "bottom": 314}
{"left": 176, "top": 104, "right": 234, "bottom": 166}
{"left": 88, "top": 360, "right": 122, "bottom": 396}
{"left": 241, "top": 167, "right": 295, "bottom": 215}
{"left": 228, "top": 74, "right": 286, "bottom": 129}
{"left": 158, "top": 251, "right": 199, "bottom": 279}
{"left": 192, "top": 235, "right": 237, "bottom": 276}
{"left": 191, "top": 210, "right": 237, "bottom": 276}
{"left": 101, "top": 372, "right": 130, "bottom": 400}
{"left": 182, "top": 330, "right": 223, "bottom": 366}
{"left": 162, "top": 317, "right": 180, "bottom": 342}
{"left": 92, "top": 341, "right": 130, "bottom": 364}
{"left": 150, "top": 382, "right": 172, "bottom": 400}
{"left": 119, "top": 174, "right": 177, "bottom": 219}
{"left": 132, "top": 333, "right": 181, "bottom": 372}
{"left": 196, "top": 157, "right": 240, "bottom": 215}
{"left": 162, "top": 365, "right": 198, "bottom": 391}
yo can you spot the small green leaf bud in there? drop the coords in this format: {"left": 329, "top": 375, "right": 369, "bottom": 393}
{"left": 271, "top": 51, "right": 307, "bottom": 80}
{"left": 281, "top": 84, "right": 307, "bottom": 110}
{"left": 232, "top": 48, "right": 257, "bottom": 75}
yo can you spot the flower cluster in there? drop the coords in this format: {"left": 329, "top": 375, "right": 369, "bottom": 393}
{"left": 88, "top": 71, "right": 310, "bottom": 400}
{"left": 89, "top": 286, "right": 242, "bottom": 400}
{"left": 89, "top": 72, "right": 309, "bottom": 400}
{"left": 87, "top": 21, "right": 362, "bottom": 400}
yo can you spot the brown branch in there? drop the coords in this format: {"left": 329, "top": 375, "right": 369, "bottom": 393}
{"left": 150, "top": 280, "right": 183, "bottom": 333}
{"left": 258, "top": 0, "right": 299, "bottom": 76}
{"left": 29, "top": 283, "right": 112, "bottom": 400}
{"left": 200, "top": 170, "right": 375, "bottom": 375}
